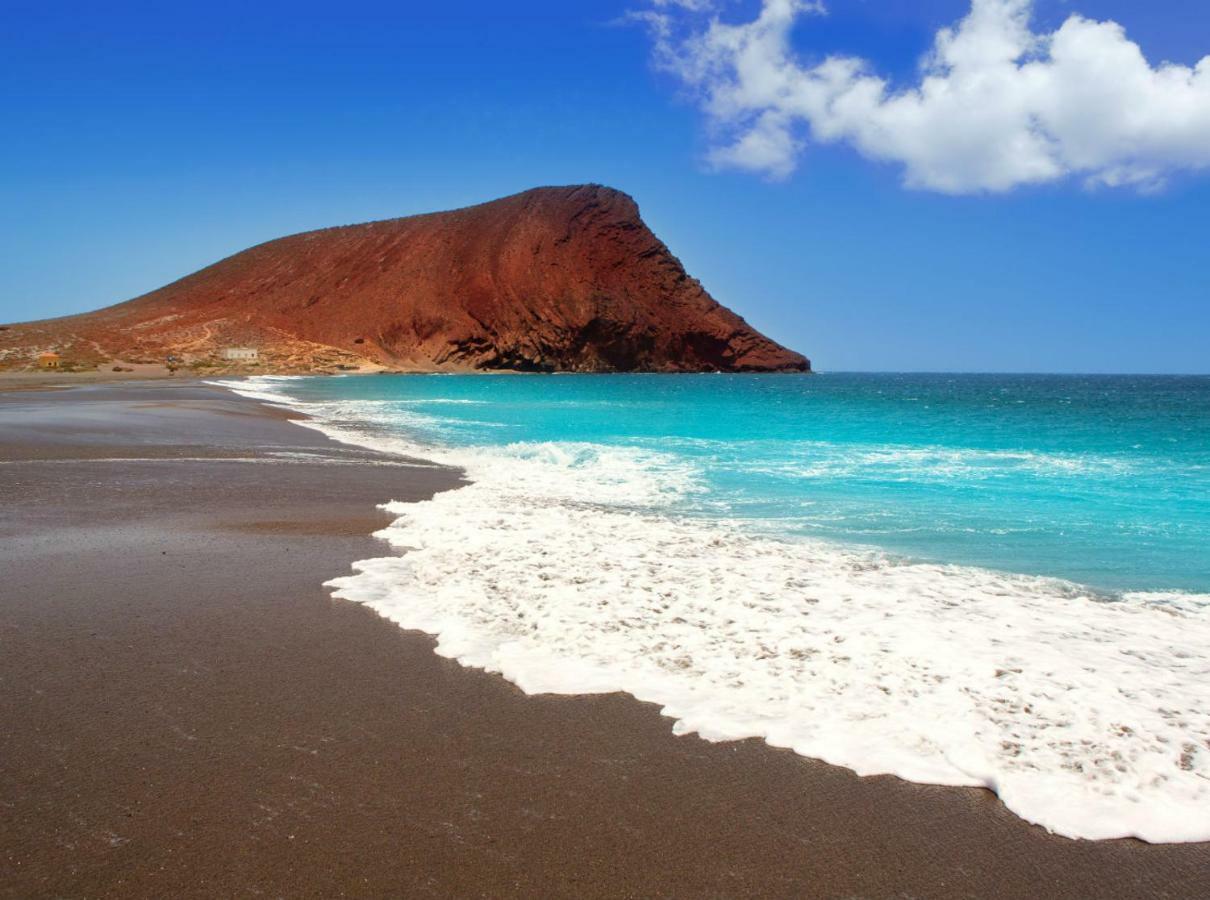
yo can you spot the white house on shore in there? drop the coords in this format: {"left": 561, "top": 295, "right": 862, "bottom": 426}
{"left": 221, "top": 347, "right": 259, "bottom": 362}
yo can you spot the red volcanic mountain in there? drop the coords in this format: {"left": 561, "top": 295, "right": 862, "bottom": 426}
{"left": 0, "top": 185, "right": 810, "bottom": 374}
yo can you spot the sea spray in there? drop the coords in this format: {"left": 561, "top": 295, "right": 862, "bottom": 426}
{"left": 218, "top": 373, "right": 1210, "bottom": 842}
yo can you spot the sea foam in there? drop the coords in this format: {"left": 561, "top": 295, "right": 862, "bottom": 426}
{"left": 221, "top": 376, "right": 1210, "bottom": 843}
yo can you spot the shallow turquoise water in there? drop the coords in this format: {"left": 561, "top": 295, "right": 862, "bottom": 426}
{"left": 270, "top": 372, "right": 1210, "bottom": 596}
{"left": 231, "top": 371, "right": 1210, "bottom": 841}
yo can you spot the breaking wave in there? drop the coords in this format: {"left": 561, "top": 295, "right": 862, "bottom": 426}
{"left": 220, "top": 376, "right": 1210, "bottom": 843}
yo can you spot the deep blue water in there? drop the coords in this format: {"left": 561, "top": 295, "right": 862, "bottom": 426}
{"left": 262, "top": 373, "right": 1210, "bottom": 596}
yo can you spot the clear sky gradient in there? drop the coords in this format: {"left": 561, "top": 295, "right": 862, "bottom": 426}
{"left": 2, "top": 0, "right": 1207, "bottom": 372}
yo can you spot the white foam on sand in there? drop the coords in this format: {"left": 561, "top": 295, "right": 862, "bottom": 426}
{"left": 222, "top": 376, "right": 1210, "bottom": 843}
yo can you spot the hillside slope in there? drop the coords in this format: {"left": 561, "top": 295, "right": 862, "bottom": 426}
{"left": 0, "top": 185, "right": 809, "bottom": 374}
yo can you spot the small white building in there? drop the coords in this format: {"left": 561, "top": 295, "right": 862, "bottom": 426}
{"left": 221, "top": 347, "right": 259, "bottom": 362}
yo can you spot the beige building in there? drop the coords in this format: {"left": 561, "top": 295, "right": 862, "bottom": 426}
{"left": 221, "top": 347, "right": 259, "bottom": 362}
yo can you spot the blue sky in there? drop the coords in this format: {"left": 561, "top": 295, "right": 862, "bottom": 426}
{"left": 2, "top": 0, "right": 1207, "bottom": 372}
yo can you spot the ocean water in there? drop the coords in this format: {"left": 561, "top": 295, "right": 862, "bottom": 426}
{"left": 223, "top": 373, "right": 1210, "bottom": 843}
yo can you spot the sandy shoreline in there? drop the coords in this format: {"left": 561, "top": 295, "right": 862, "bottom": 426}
{"left": 2, "top": 380, "right": 1208, "bottom": 898}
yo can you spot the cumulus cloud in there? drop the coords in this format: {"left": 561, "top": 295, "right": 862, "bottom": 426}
{"left": 640, "top": 0, "right": 1210, "bottom": 192}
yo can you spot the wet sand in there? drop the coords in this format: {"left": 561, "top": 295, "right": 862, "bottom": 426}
{"left": 1, "top": 381, "right": 1207, "bottom": 898}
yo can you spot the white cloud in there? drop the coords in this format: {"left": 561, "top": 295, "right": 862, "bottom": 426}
{"left": 641, "top": 0, "right": 1210, "bottom": 193}
{"left": 650, "top": 0, "right": 718, "bottom": 9}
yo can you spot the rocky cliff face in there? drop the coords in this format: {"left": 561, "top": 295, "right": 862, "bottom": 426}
{"left": 0, "top": 185, "right": 810, "bottom": 373}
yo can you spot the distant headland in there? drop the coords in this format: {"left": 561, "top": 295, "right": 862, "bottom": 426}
{"left": 0, "top": 185, "right": 810, "bottom": 375}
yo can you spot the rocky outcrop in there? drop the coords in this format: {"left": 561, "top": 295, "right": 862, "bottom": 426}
{"left": 0, "top": 185, "right": 809, "bottom": 373}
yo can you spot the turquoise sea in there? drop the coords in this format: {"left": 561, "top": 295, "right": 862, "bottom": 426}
{"left": 249, "top": 373, "right": 1210, "bottom": 593}
{"left": 227, "top": 373, "right": 1210, "bottom": 843}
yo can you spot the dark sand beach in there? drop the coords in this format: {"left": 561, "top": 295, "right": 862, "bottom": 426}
{"left": 2, "top": 379, "right": 1208, "bottom": 898}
